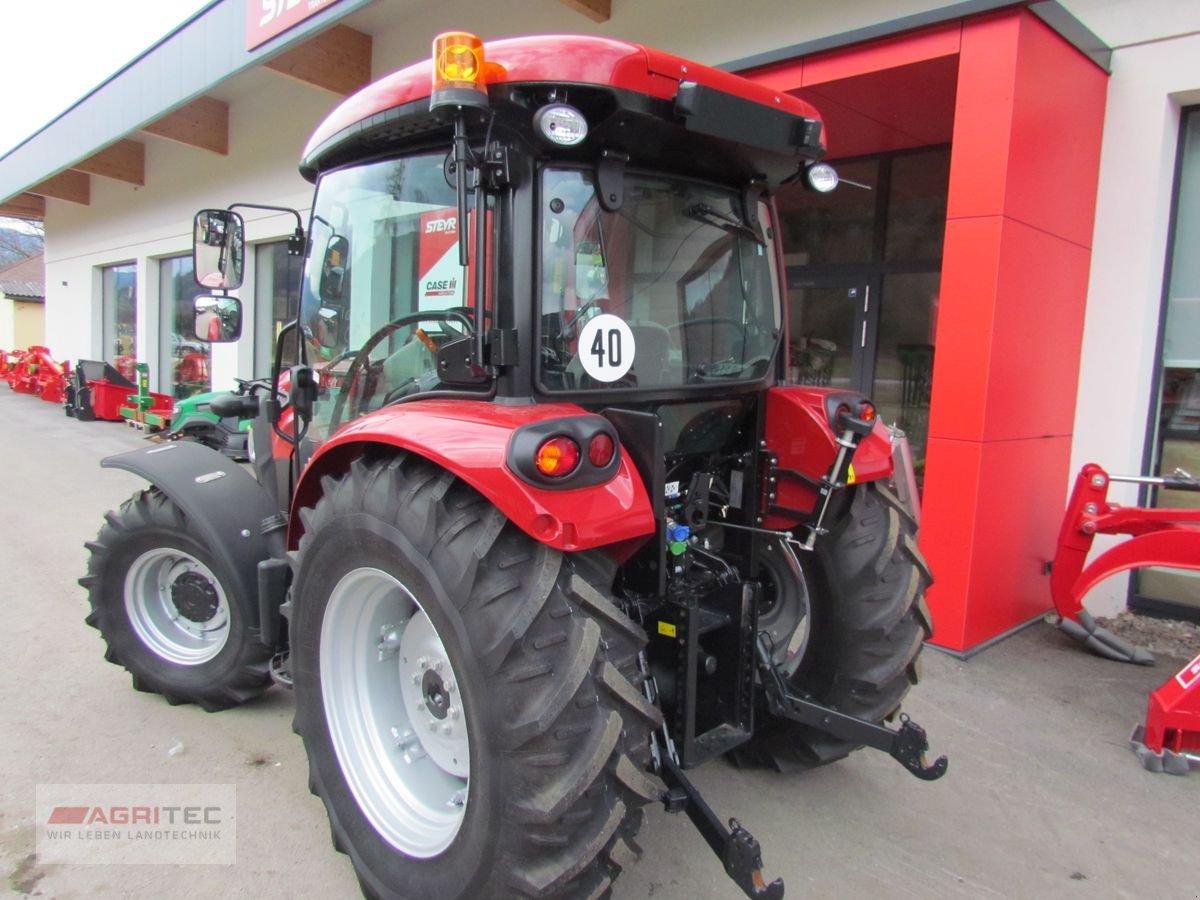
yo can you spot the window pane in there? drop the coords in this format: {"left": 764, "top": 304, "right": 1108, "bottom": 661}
{"left": 255, "top": 242, "right": 301, "bottom": 373}
{"left": 874, "top": 272, "right": 939, "bottom": 470}
{"left": 885, "top": 148, "right": 950, "bottom": 261}
{"left": 1141, "top": 106, "right": 1200, "bottom": 615}
{"left": 102, "top": 263, "right": 137, "bottom": 380}
{"left": 159, "top": 255, "right": 210, "bottom": 398}
{"left": 539, "top": 168, "right": 780, "bottom": 391}
{"left": 775, "top": 159, "right": 879, "bottom": 266}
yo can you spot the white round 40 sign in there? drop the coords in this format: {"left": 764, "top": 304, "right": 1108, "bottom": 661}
{"left": 577, "top": 313, "right": 636, "bottom": 383}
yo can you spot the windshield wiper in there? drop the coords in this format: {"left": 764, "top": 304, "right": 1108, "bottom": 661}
{"left": 684, "top": 203, "right": 764, "bottom": 245}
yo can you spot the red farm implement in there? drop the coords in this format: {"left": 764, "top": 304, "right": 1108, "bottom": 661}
{"left": 1051, "top": 462, "right": 1200, "bottom": 773}
{"left": 3, "top": 346, "right": 69, "bottom": 404}
{"left": 66, "top": 359, "right": 173, "bottom": 430}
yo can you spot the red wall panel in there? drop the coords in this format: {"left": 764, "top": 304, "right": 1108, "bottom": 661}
{"left": 748, "top": 7, "right": 1109, "bottom": 654}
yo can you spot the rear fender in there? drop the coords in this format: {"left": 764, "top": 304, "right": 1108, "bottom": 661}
{"left": 763, "top": 386, "right": 894, "bottom": 529}
{"left": 290, "top": 399, "right": 656, "bottom": 552}
{"left": 101, "top": 441, "right": 287, "bottom": 631}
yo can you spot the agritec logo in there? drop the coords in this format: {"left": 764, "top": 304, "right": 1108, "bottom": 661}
{"left": 35, "top": 784, "right": 236, "bottom": 865}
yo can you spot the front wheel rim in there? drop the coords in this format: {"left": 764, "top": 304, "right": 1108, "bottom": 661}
{"left": 320, "top": 567, "right": 470, "bottom": 858}
{"left": 124, "top": 548, "right": 230, "bottom": 665}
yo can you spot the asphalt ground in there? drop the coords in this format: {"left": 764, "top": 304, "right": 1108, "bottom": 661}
{"left": 1, "top": 387, "right": 1197, "bottom": 899}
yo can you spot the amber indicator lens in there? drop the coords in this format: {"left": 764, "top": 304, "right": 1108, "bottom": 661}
{"left": 430, "top": 31, "right": 489, "bottom": 110}
{"left": 535, "top": 437, "right": 581, "bottom": 477}
{"left": 438, "top": 41, "right": 481, "bottom": 83}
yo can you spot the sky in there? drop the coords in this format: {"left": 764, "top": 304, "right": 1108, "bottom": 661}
{"left": 0, "top": 0, "right": 212, "bottom": 157}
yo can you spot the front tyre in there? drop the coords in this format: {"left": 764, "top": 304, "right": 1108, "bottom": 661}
{"left": 80, "top": 488, "right": 272, "bottom": 710}
{"left": 291, "top": 455, "right": 661, "bottom": 900}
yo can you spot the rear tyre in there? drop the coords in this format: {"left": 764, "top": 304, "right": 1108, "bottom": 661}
{"left": 752, "top": 482, "right": 933, "bottom": 765}
{"left": 290, "top": 454, "right": 661, "bottom": 900}
{"left": 80, "top": 488, "right": 272, "bottom": 711}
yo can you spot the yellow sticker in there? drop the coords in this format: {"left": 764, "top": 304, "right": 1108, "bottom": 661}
{"left": 847, "top": 463, "right": 857, "bottom": 485}
{"left": 657, "top": 621, "right": 677, "bottom": 638}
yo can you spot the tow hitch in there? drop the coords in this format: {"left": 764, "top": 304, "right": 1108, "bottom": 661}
{"left": 652, "top": 637, "right": 947, "bottom": 900}
{"left": 660, "top": 756, "right": 784, "bottom": 900}
{"left": 755, "top": 635, "right": 948, "bottom": 781}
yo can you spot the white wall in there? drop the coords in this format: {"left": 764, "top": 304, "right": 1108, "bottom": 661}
{"left": 1070, "top": 11, "right": 1200, "bottom": 613}
{"left": 42, "top": 72, "right": 337, "bottom": 392}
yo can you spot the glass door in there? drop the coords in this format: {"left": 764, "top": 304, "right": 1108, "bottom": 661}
{"left": 1137, "top": 105, "right": 1200, "bottom": 618}
{"left": 785, "top": 277, "right": 878, "bottom": 392}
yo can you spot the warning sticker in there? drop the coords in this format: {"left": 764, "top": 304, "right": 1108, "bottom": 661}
{"left": 577, "top": 314, "right": 635, "bottom": 383}
{"left": 1176, "top": 652, "right": 1200, "bottom": 690}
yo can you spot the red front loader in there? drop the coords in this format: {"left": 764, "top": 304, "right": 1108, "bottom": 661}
{"left": 81, "top": 32, "right": 942, "bottom": 899}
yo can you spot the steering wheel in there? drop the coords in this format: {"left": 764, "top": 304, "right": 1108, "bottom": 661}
{"left": 328, "top": 310, "right": 474, "bottom": 431}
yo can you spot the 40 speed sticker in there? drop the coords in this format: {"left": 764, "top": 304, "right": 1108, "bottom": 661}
{"left": 578, "top": 314, "right": 636, "bottom": 383}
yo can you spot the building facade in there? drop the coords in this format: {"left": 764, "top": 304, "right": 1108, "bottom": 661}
{"left": 1, "top": 0, "right": 1197, "bottom": 652}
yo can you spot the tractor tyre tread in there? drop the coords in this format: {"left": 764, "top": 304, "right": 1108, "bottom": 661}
{"left": 291, "top": 453, "right": 658, "bottom": 900}
{"left": 80, "top": 487, "right": 271, "bottom": 711}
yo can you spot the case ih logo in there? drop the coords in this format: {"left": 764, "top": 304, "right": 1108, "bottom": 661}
{"left": 47, "top": 805, "right": 222, "bottom": 825}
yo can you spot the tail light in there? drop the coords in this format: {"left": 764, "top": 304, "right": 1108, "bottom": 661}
{"left": 535, "top": 437, "right": 581, "bottom": 477}
{"left": 587, "top": 433, "right": 615, "bottom": 468}
{"left": 826, "top": 393, "right": 879, "bottom": 436}
{"left": 509, "top": 416, "right": 622, "bottom": 488}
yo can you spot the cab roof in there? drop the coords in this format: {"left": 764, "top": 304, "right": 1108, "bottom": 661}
{"left": 300, "top": 34, "right": 825, "bottom": 183}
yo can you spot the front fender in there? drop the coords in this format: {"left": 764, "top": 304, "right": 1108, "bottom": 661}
{"left": 101, "top": 441, "right": 285, "bottom": 625}
{"left": 291, "top": 400, "right": 656, "bottom": 552}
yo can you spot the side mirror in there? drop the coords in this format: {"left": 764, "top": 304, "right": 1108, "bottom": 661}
{"left": 193, "top": 294, "right": 243, "bottom": 343}
{"left": 320, "top": 234, "right": 350, "bottom": 303}
{"left": 193, "top": 209, "right": 245, "bottom": 290}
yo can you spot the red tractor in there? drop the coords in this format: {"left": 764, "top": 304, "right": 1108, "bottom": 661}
{"left": 81, "top": 32, "right": 942, "bottom": 899}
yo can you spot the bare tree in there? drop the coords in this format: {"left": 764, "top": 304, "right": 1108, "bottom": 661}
{"left": 0, "top": 217, "right": 44, "bottom": 266}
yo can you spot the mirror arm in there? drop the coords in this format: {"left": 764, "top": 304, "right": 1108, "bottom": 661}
{"left": 226, "top": 203, "right": 306, "bottom": 253}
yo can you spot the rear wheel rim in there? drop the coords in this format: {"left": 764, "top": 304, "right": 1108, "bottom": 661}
{"left": 124, "top": 548, "right": 230, "bottom": 665}
{"left": 320, "top": 567, "right": 469, "bottom": 858}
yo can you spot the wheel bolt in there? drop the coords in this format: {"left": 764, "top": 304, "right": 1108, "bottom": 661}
{"left": 448, "top": 707, "right": 460, "bottom": 720}
{"left": 446, "top": 681, "right": 456, "bottom": 693}
{"left": 441, "top": 723, "right": 454, "bottom": 736}
{"left": 433, "top": 660, "right": 443, "bottom": 673}
{"left": 411, "top": 673, "right": 422, "bottom": 685}
{"left": 419, "top": 656, "right": 430, "bottom": 669}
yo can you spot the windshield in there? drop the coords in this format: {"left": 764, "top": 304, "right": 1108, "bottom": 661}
{"left": 539, "top": 168, "right": 781, "bottom": 392}
{"left": 300, "top": 153, "right": 489, "bottom": 437}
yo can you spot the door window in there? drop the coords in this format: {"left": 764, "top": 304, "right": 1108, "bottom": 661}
{"left": 101, "top": 263, "right": 137, "bottom": 380}
{"left": 1138, "top": 105, "right": 1200, "bottom": 617}
{"left": 255, "top": 241, "right": 302, "bottom": 372}
{"left": 159, "top": 255, "right": 210, "bottom": 398}
{"left": 775, "top": 147, "right": 949, "bottom": 481}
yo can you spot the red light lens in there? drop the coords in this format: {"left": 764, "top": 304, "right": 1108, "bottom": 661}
{"left": 535, "top": 436, "right": 581, "bottom": 477}
{"left": 859, "top": 402, "right": 877, "bottom": 422}
{"left": 588, "top": 433, "right": 615, "bottom": 468}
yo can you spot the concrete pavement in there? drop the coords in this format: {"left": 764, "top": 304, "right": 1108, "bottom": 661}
{"left": 1, "top": 387, "right": 1196, "bottom": 899}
